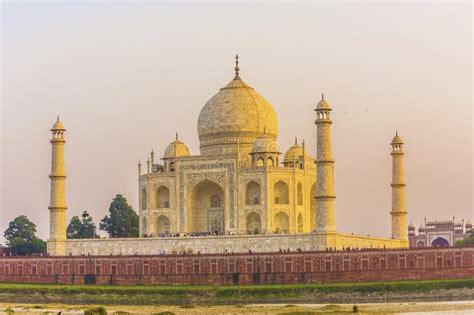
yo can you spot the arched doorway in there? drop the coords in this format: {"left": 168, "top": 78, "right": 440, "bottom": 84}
{"left": 141, "top": 187, "right": 147, "bottom": 210}
{"left": 274, "top": 211, "right": 289, "bottom": 233}
{"left": 431, "top": 237, "right": 449, "bottom": 247}
{"left": 297, "top": 183, "right": 303, "bottom": 206}
{"left": 157, "top": 215, "right": 170, "bottom": 234}
{"left": 155, "top": 186, "right": 170, "bottom": 209}
{"left": 141, "top": 217, "right": 147, "bottom": 236}
{"left": 246, "top": 212, "right": 261, "bottom": 234}
{"left": 268, "top": 156, "right": 275, "bottom": 167}
{"left": 246, "top": 181, "right": 261, "bottom": 205}
{"left": 188, "top": 179, "right": 225, "bottom": 234}
{"left": 297, "top": 213, "right": 303, "bottom": 233}
{"left": 274, "top": 180, "right": 289, "bottom": 204}
{"left": 310, "top": 182, "right": 316, "bottom": 231}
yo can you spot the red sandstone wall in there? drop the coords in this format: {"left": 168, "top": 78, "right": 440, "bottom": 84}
{"left": 0, "top": 247, "right": 473, "bottom": 285}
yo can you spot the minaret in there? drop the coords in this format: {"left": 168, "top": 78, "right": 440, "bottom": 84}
{"left": 390, "top": 131, "right": 407, "bottom": 240}
{"left": 47, "top": 116, "right": 67, "bottom": 256}
{"left": 314, "top": 94, "right": 336, "bottom": 233}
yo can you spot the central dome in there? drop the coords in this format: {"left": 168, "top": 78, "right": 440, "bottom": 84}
{"left": 198, "top": 67, "right": 279, "bottom": 156}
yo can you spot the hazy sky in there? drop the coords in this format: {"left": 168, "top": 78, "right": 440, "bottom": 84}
{"left": 1, "top": 1, "right": 472, "bottom": 243}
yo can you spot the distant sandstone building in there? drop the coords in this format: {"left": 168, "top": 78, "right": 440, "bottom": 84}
{"left": 409, "top": 219, "right": 472, "bottom": 247}
{"left": 47, "top": 56, "right": 409, "bottom": 256}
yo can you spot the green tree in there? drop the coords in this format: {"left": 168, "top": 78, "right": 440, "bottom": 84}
{"left": 100, "top": 194, "right": 139, "bottom": 238}
{"left": 456, "top": 231, "right": 474, "bottom": 246}
{"left": 8, "top": 237, "right": 46, "bottom": 256}
{"left": 4, "top": 215, "right": 46, "bottom": 255}
{"left": 67, "top": 216, "right": 82, "bottom": 239}
{"left": 67, "top": 211, "right": 99, "bottom": 239}
{"left": 4, "top": 215, "right": 37, "bottom": 242}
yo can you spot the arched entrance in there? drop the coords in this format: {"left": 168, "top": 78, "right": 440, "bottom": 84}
{"left": 155, "top": 186, "right": 170, "bottom": 209}
{"left": 246, "top": 212, "right": 261, "bottom": 234}
{"left": 310, "top": 182, "right": 316, "bottom": 231}
{"left": 246, "top": 181, "right": 261, "bottom": 205}
{"left": 141, "top": 217, "right": 147, "bottom": 236}
{"left": 188, "top": 179, "right": 225, "bottom": 234}
{"left": 274, "top": 211, "right": 289, "bottom": 233}
{"left": 141, "top": 187, "right": 147, "bottom": 210}
{"left": 431, "top": 237, "right": 449, "bottom": 247}
{"left": 297, "top": 183, "right": 303, "bottom": 205}
{"left": 274, "top": 180, "right": 289, "bottom": 204}
{"left": 297, "top": 213, "right": 303, "bottom": 233}
{"left": 157, "top": 215, "right": 170, "bottom": 234}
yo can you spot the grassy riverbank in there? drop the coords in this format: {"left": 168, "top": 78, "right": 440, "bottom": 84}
{"left": 0, "top": 279, "right": 473, "bottom": 305}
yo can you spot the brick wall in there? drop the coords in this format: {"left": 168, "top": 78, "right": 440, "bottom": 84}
{"left": 0, "top": 246, "right": 472, "bottom": 285}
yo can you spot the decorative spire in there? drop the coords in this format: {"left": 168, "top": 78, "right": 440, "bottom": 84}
{"left": 176, "top": 132, "right": 178, "bottom": 141}
{"left": 57, "top": 115, "right": 60, "bottom": 122}
{"left": 234, "top": 54, "right": 240, "bottom": 78}
{"left": 321, "top": 93, "right": 324, "bottom": 100}
{"left": 295, "top": 137, "right": 298, "bottom": 145}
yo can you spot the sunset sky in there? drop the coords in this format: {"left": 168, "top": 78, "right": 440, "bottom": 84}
{"left": 1, "top": 1, "right": 472, "bottom": 242}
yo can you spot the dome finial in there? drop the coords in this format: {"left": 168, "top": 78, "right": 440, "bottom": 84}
{"left": 234, "top": 54, "right": 240, "bottom": 78}
{"left": 295, "top": 137, "right": 298, "bottom": 145}
{"left": 321, "top": 93, "right": 324, "bottom": 100}
{"left": 176, "top": 132, "right": 178, "bottom": 141}
{"left": 51, "top": 115, "right": 65, "bottom": 131}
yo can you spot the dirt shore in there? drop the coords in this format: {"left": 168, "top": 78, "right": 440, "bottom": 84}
{"left": 2, "top": 300, "right": 474, "bottom": 314}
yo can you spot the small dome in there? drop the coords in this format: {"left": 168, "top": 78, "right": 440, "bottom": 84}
{"left": 252, "top": 134, "right": 281, "bottom": 154}
{"left": 284, "top": 141, "right": 307, "bottom": 161}
{"left": 51, "top": 116, "right": 65, "bottom": 131}
{"left": 408, "top": 223, "right": 415, "bottom": 230}
{"left": 466, "top": 219, "right": 472, "bottom": 227}
{"left": 391, "top": 132, "right": 403, "bottom": 144}
{"left": 418, "top": 225, "right": 426, "bottom": 232}
{"left": 164, "top": 137, "right": 190, "bottom": 159}
{"left": 316, "top": 94, "right": 331, "bottom": 110}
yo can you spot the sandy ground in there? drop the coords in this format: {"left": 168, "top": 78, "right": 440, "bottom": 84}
{"left": 1, "top": 300, "right": 474, "bottom": 314}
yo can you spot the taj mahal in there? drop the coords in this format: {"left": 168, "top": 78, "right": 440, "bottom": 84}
{"left": 47, "top": 56, "right": 408, "bottom": 256}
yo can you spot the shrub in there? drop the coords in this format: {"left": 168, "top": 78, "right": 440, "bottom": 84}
{"left": 178, "top": 305, "right": 195, "bottom": 308}
{"left": 84, "top": 306, "right": 106, "bottom": 315}
{"left": 353, "top": 305, "right": 359, "bottom": 313}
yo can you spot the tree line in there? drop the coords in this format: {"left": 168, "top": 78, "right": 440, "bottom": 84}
{"left": 3, "top": 194, "right": 139, "bottom": 255}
